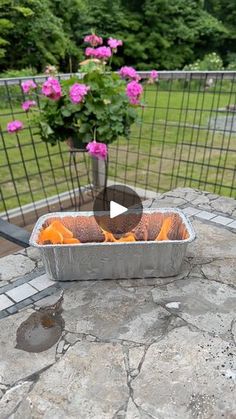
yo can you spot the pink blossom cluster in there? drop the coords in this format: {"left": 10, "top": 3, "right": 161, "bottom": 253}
{"left": 21, "top": 80, "right": 37, "bottom": 94}
{"left": 85, "top": 46, "right": 112, "bottom": 60}
{"left": 21, "top": 100, "right": 36, "bottom": 112}
{"left": 108, "top": 37, "right": 123, "bottom": 50}
{"left": 86, "top": 141, "right": 108, "bottom": 160}
{"left": 42, "top": 77, "right": 62, "bottom": 101}
{"left": 7, "top": 120, "right": 23, "bottom": 133}
{"left": 119, "top": 66, "right": 140, "bottom": 81}
{"left": 69, "top": 83, "right": 90, "bottom": 104}
{"left": 84, "top": 34, "right": 103, "bottom": 47}
{"left": 126, "top": 80, "right": 143, "bottom": 105}
{"left": 150, "top": 70, "right": 158, "bottom": 80}
{"left": 147, "top": 70, "right": 158, "bottom": 84}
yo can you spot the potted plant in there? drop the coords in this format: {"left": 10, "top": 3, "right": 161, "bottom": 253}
{"left": 7, "top": 34, "right": 158, "bottom": 188}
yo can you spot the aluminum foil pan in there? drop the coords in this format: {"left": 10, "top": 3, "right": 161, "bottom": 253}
{"left": 29, "top": 208, "right": 196, "bottom": 281}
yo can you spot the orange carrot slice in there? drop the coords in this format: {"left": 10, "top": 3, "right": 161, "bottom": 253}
{"left": 63, "top": 238, "right": 80, "bottom": 244}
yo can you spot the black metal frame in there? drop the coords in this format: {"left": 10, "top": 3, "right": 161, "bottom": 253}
{"left": 0, "top": 217, "right": 30, "bottom": 247}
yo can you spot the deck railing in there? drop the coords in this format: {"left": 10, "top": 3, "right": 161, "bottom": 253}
{"left": 0, "top": 71, "right": 235, "bottom": 227}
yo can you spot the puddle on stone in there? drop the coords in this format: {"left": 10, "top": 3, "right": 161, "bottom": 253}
{"left": 16, "top": 293, "right": 64, "bottom": 353}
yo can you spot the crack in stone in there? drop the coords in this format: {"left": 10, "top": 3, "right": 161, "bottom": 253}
{"left": 112, "top": 403, "right": 129, "bottom": 419}
{"left": 0, "top": 382, "right": 10, "bottom": 398}
{"left": 64, "top": 329, "right": 145, "bottom": 346}
{"left": 15, "top": 252, "right": 37, "bottom": 266}
{"left": 150, "top": 295, "right": 218, "bottom": 338}
{"left": 230, "top": 319, "right": 236, "bottom": 346}
{"left": 3, "top": 380, "right": 35, "bottom": 417}
{"left": 4, "top": 362, "right": 55, "bottom": 400}
{"left": 200, "top": 267, "right": 236, "bottom": 290}
{"left": 123, "top": 333, "right": 183, "bottom": 419}
{"left": 122, "top": 345, "right": 137, "bottom": 418}
{"left": 187, "top": 257, "right": 218, "bottom": 267}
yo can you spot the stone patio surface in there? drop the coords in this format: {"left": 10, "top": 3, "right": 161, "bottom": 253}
{"left": 0, "top": 188, "right": 235, "bottom": 419}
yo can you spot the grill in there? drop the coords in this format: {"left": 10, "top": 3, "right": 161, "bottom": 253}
{"left": 30, "top": 208, "right": 196, "bottom": 281}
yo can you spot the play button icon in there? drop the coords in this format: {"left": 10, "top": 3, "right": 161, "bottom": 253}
{"left": 110, "top": 201, "right": 127, "bottom": 219}
{"left": 93, "top": 184, "right": 143, "bottom": 235}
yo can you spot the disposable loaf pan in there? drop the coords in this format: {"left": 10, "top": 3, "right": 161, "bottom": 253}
{"left": 29, "top": 208, "right": 196, "bottom": 281}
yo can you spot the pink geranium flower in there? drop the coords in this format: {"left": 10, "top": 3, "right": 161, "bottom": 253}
{"left": 86, "top": 141, "right": 108, "bottom": 160}
{"left": 126, "top": 80, "right": 143, "bottom": 105}
{"left": 108, "top": 38, "right": 123, "bottom": 50}
{"left": 150, "top": 70, "right": 158, "bottom": 80}
{"left": 85, "top": 46, "right": 112, "bottom": 60}
{"left": 21, "top": 80, "right": 37, "bottom": 94}
{"left": 7, "top": 120, "right": 23, "bottom": 133}
{"left": 95, "top": 46, "right": 112, "bottom": 60}
{"left": 119, "top": 66, "right": 140, "bottom": 81}
{"left": 42, "top": 77, "right": 62, "bottom": 101}
{"left": 21, "top": 100, "right": 37, "bottom": 112}
{"left": 69, "top": 83, "right": 90, "bottom": 104}
{"left": 85, "top": 47, "right": 97, "bottom": 58}
{"left": 84, "top": 34, "right": 103, "bottom": 47}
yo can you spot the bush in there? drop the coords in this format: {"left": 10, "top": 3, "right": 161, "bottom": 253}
{"left": 226, "top": 53, "right": 236, "bottom": 70}
{"left": 0, "top": 67, "right": 37, "bottom": 78}
{"left": 183, "top": 52, "right": 224, "bottom": 71}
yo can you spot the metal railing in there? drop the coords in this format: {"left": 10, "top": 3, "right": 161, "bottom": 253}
{"left": 0, "top": 71, "right": 235, "bottom": 227}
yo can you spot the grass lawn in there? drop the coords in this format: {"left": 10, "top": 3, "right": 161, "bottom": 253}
{"left": 1, "top": 84, "right": 235, "bottom": 213}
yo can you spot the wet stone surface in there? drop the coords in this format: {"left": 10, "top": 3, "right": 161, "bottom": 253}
{"left": 0, "top": 188, "right": 235, "bottom": 418}
{"left": 16, "top": 308, "right": 64, "bottom": 353}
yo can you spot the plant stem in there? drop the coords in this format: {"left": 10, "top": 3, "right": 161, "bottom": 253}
{"left": 93, "top": 127, "right": 97, "bottom": 141}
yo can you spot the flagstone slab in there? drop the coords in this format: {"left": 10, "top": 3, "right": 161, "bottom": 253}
{"left": 151, "top": 276, "right": 236, "bottom": 335}
{"left": 0, "top": 381, "right": 32, "bottom": 419}
{"left": 0, "top": 254, "right": 36, "bottom": 282}
{"left": 201, "top": 258, "right": 236, "bottom": 287}
{"left": 131, "top": 327, "right": 236, "bottom": 419}
{"left": 62, "top": 279, "right": 177, "bottom": 344}
{"left": 0, "top": 309, "right": 57, "bottom": 386}
{"left": 187, "top": 219, "right": 236, "bottom": 259}
{"left": 12, "top": 341, "right": 128, "bottom": 419}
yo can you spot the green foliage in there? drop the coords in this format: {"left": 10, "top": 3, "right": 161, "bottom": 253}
{"left": 226, "top": 53, "right": 236, "bottom": 70}
{"left": 0, "top": 0, "right": 76, "bottom": 71}
{"left": 0, "top": 67, "right": 37, "bottom": 78}
{"left": 204, "top": 0, "right": 236, "bottom": 62}
{"left": 0, "top": 0, "right": 235, "bottom": 71}
{"left": 73, "top": 0, "right": 229, "bottom": 70}
{"left": 184, "top": 52, "right": 224, "bottom": 71}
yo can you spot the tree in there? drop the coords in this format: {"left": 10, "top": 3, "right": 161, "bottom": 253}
{"left": 74, "top": 0, "right": 228, "bottom": 70}
{"left": 204, "top": 0, "right": 236, "bottom": 64}
{"left": 0, "top": 0, "right": 234, "bottom": 71}
{"left": 0, "top": 0, "right": 74, "bottom": 71}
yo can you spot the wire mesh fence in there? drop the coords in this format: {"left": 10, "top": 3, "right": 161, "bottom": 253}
{"left": 0, "top": 71, "right": 235, "bottom": 228}
{"left": 109, "top": 71, "right": 236, "bottom": 199}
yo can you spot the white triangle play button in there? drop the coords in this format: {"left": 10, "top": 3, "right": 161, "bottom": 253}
{"left": 110, "top": 201, "right": 128, "bottom": 219}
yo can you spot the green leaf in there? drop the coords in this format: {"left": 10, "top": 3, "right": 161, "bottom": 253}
{"left": 61, "top": 107, "right": 72, "bottom": 117}
{"left": 79, "top": 123, "right": 92, "bottom": 134}
{"left": 13, "top": 6, "right": 34, "bottom": 17}
{"left": 39, "top": 121, "right": 54, "bottom": 138}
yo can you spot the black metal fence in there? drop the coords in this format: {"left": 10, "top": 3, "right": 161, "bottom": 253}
{"left": 0, "top": 71, "right": 235, "bottom": 227}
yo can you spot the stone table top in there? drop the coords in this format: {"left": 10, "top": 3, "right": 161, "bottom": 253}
{"left": 0, "top": 188, "right": 235, "bottom": 419}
